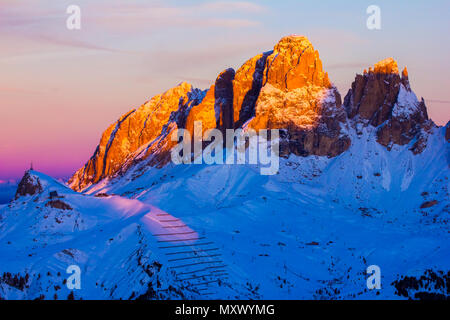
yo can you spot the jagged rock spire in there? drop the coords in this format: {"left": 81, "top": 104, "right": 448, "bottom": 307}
{"left": 263, "top": 35, "right": 331, "bottom": 90}
{"left": 344, "top": 58, "right": 413, "bottom": 125}
{"left": 344, "top": 58, "right": 433, "bottom": 153}
{"left": 69, "top": 37, "right": 438, "bottom": 192}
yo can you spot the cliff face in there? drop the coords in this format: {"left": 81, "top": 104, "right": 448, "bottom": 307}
{"left": 69, "top": 36, "right": 440, "bottom": 192}
{"left": 69, "top": 82, "right": 200, "bottom": 191}
{"left": 344, "top": 58, "right": 433, "bottom": 153}
{"left": 232, "top": 52, "right": 270, "bottom": 128}
{"left": 247, "top": 35, "right": 350, "bottom": 157}
{"left": 184, "top": 35, "right": 350, "bottom": 158}
{"left": 344, "top": 58, "right": 404, "bottom": 124}
{"left": 262, "top": 35, "right": 331, "bottom": 90}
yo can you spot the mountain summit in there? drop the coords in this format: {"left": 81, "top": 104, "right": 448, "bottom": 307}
{"left": 69, "top": 36, "right": 441, "bottom": 192}
{"left": 262, "top": 35, "right": 331, "bottom": 89}
{"left": 2, "top": 36, "right": 449, "bottom": 300}
{"left": 344, "top": 58, "right": 432, "bottom": 153}
{"left": 246, "top": 35, "right": 349, "bottom": 157}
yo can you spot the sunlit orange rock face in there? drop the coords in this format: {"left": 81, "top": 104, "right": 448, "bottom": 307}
{"left": 185, "top": 68, "right": 236, "bottom": 141}
{"left": 186, "top": 35, "right": 349, "bottom": 157}
{"left": 69, "top": 35, "right": 351, "bottom": 190}
{"left": 344, "top": 58, "right": 431, "bottom": 153}
{"left": 185, "top": 85, "right": 217, "bottom": 139}
{"left": 263, "top": 35, "right": 331, "bottom": 90}
{"left": 69, "top": 82, "right": 197, "bottom": 191}
{"left": 142, "top": 87, "right": 207, "bottom": 168}
{"left": 69, "top": 36, "right": 435, "bottom": 191}
{"left": 232, "top": 52, "right": 270, "bottom": 128}
{"left": 247, "top": 35, "right": 350, "bottom": 157}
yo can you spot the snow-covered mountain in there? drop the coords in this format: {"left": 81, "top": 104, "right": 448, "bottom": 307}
{"left": 1, "top": 36, "right": 449, "bottom": 300}
{"left": 0, "top": 171, "right": 240, "bottom": 299}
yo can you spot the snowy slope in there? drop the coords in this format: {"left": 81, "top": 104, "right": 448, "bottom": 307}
{"left": 0, "top": 127, "right": 448, "bottom": 299}
{"left": 0, "top": 171, "right": 243, "bottom": 299}
{"left": 81, "top": 124, "right": 449, "bottom": 299}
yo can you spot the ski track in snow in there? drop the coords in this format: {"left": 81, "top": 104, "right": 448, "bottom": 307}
{"left": 0, "top": 125, "right": 448, "bottom": 300}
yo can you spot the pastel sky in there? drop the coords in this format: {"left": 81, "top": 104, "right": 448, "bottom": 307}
{"left": 0, "top": 0, "right": 449, "bottom": 181}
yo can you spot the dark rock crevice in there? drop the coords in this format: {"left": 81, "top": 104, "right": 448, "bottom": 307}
{"left": 236, "top": 52, "right": 271, "bottom": 128}
{"left": 215, "top": 68, "right": 236, "bottom": 133}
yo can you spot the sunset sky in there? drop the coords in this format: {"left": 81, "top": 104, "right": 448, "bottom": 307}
{"left": 1, "top": 0, "right": 449, "bottom": 181}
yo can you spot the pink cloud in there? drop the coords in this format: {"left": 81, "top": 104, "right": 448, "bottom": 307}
{"left": 29, "top": 34, "right": 127, "bottom": 53}
{"left": 201, "top": 1, "right": 267, "bottom": 13}
{"left": 86, "top": 1, "right": 265, "bottom": 33}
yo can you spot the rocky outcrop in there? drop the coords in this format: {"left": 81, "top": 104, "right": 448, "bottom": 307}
{"left": 184, "top": 84, "right": 217, "bottom": 141}
{"left": 344, "top": 58, "right": 432, "bottom": 153}
{"left": 185, "top": 68, "right": 235, "bottom": 142}
{"left": 344, "top": 58, "right": 405, "bottom": 125}
{"left": 69, "top": 36, "right": 441, "bottom": 191}
{"left": 262, "top": 35, "right": 331, "bottom": 90}
{"left": 69, "top": 35, "right": 353, "bottom": 190}
{"left": 45, "top": 200, "right": 72, "bottom": 210}
{"left": 344, "top": 58, "right": 414, "bottom": 125}
{"left": 15, "top": 171, "right": 43, "bottom": 199}
{"left": 69, "top": 82, "right": 200, "bottom": 191}
{"left": 215, "top": 68, "right": 235, "bottom": 133}
{"left": 248, "top": 35, "right": 350, "bottom": 157}
{"left": 139, "top": 87, "right": 206, "bottom": 168}
{"left": 185, "top": 35, "right": 350, "bottom": 158}
{"left": 232, "top": 52, "right": 271, "bottom": 128}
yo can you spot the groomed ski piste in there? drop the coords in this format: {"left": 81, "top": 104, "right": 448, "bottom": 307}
{"left": 1, "top": 123, "right": 448, "bottom": 299}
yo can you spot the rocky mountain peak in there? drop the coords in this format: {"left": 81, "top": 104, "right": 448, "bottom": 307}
{"left": 344, "top": 58, "right": 433, "bottom": 153}
{"left": 246, "top": 36, "right": 349, "bottom": 157}
{"left": 69, "top": 81, "right": 198, "bottom": 191}
{"left": 344, "top": 58, "right": 412, "bottom": 125}
{"left": 273, "top": 35, "right": 312, "bottom": 52}
{"left": 263, "top": 35, "right": 330, "bottom": 90}
{"left": 69, "top": 37, "right": 444, "bottom": 192}
{"left": 373, "top": 57, "right": 399, "bottom": 74}
{"left": 69, "top": 36, "right": 353, "bottom": 191}
{"left": 15, "top": 170, "right": 43, "bottom": 199}
{"left": 402, "top": 66, "right": 408, "bottom": 78}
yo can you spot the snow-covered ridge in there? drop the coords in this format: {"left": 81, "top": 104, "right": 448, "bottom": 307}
{"left": 1, "top": 116, "right": 448, "bottom": 299}
{"left": 66, "top": 121, "right": 448, "bottom": 300}
{"left": 0, "top": 172, "right": 242, "bottom": 300}
{"left": 2, "top": 35, "right": 449, "bottom": 300}
{"left": 392, "top": 84, "right": 421, "bottom": 118}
